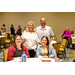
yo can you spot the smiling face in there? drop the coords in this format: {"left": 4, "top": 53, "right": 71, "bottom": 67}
{"left": 28, "top": 23, "right": 34, "bottom": 32}
{"left": 40, "top": 18, "right": 46, "bottom": 26}
{"left": 41, "top": 37, "right": 47, "bottom": 46}
{"left": 41, "top": 36, "right": 49, "bottom": 46}
{"left": 15, "top": 36, "right": 22, "bottom": 46}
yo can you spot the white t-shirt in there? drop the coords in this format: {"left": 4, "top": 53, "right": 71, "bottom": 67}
{"left": 21, "top": 31, "right": 40, "bottom": 50}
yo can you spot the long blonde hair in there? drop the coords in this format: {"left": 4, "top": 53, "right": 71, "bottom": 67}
{"left": 26, "top": 21, "right": 36, "bottom": 32}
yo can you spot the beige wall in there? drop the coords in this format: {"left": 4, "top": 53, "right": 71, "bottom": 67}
{"left": 0, "top": 12, "right": 75, "bottom": 41}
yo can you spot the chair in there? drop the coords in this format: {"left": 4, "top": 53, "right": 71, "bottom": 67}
{"left": 53, "top": 43, "right": 60, "bottom": 58}
{"left": 6, "top": 33, "right": 10, "bottom": 39}
{"left": 5, "top": 35, "right": 14, "bottom": 47}
{"left": 4, "top": 49, "right": 8, "bottom": 62}
{"left": 60, "top": 39, "right": 67, "bottom": 48}
{"left": 4, "top": 33, "right": 10, "bottom": 39}
{"left": 58, "top": 39, "right": 67, "bottom": 59}
{"left": 53, "top": 43, "right": 60, "bottom": 54}
{"left": 0, "top": 37, "right": 6, "bottom": 49}
{"left": 4, "top": 34, "right": 8, "bottom": 39}
{"left": 68, "top": 37, "right": 75, "bottom": 49}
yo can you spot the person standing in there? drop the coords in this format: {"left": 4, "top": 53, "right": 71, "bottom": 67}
{"left": 21, "top": 21, "right": 40, "bottom": 57}
{"left": 17, "top": 25, "right": 22, "bottom": 36}
{"left": 36, "top": 18, "right": 54, "bottom": 44}
{"left": 10, "top": 24, "right": 15, "bottom": 36}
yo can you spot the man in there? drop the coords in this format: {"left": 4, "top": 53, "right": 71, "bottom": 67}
{"left": 36, "top": 18, "right": 54, "bottom": 44}
{"left": 10, "top": 24, "right": 15, "bottom": 36}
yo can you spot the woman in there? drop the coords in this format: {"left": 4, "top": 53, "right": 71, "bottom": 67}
{"left": 36, "top": 36, "right": 55, "bottom": 58}
{"left": 62, "top": 27, "right": 71, "bottom": 40}
{"left": 71, "top": 30, "right": 74, "bottom": 37}
{"left": 7, "top": 35, "right": 30, "bottom": 61}
{"left": 21, "top": 21, "right": 40, "bottom": 57}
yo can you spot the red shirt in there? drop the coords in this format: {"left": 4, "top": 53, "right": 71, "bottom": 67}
{"left": 7, "top": 45, "right": 30, "bottom": 61}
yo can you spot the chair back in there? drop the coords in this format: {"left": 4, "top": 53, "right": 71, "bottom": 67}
{"left": 4, "top": 34, "right": 8, "bottom": 39}
{"left": 53, "top": 43, "right": 60, "bottom": 54}
{"left": 7, "top": 33, "right": 10, "bottom": 39}
{"left": 0, "top": 37, "right": 6, "bottom": 45}
{"left": 4, "top": 49, "right": 8, "bottom": 62}
{"left": 72, "top": 53, "right": 75, "bottom": 62}
{"left": 62, "top": 36, "right": 64, "bottom": 40}
{"left": 61, "top": 39, "right": 67, "bottom": 48}
{"left": 68, "top": 37, "right": 72, "bottom": 44}
{"left": 10, "top": 35, "right": 14, "bottom": 43}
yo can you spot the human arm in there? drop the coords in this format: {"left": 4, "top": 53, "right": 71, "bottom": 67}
{"left": 7, "top": 46, "right": 15, "bottom": 61}
{"left": 36, "top": 45, "right": 42, "bottom": 57}
{"left": 49, "top": 45, "right": 55, "bottom": 58}
{"left": 49, "top": 36, "right": 53, "bottom": 44}
{"left": 49, "top": 27, "right": 54, "bottom": 43}
{"left": 62, "top": 30, "right": 66, "bottom": 36}
{"left": 36, "top": 32, "right": 40, "bottom": 46}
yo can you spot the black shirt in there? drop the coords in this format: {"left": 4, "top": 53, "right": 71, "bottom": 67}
{"left": 14, "top": 48, "right": 24, "bottom": 57}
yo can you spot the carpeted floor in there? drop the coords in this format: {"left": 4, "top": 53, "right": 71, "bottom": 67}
{"left": 60, "top": 48, "right": 75, "bottom": 62}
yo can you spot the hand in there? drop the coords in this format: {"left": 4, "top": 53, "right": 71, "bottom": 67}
{"left": 49, "top": 56, "right": 52, "bottom": 58}
{"left": 43, "top": 56, "right": 48, "bottom": 58}
{"left": 36, "top": 43, "right": 40, "bottom": 46}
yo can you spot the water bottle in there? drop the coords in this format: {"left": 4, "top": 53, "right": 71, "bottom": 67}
{"left": 21, "top": 51, "right": 26, "bottom": 62}
{"left": 53, "top": 35, "right": 55, "bottom": 38}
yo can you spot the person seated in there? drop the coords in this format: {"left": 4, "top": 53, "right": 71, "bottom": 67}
{"left": 1, "top": 24, "right": 6, "bottom": 33}
{"left": 62, "top": 27, "right": 71, "bottom": 40}
{"left": 7, "top": 35, "right": 30, "bottom": 61}
{"left": 71, "top": 30, "right": 74, "bottom": 37}
{"left": 36, "top": 36, "right": 55, "bottom": 58}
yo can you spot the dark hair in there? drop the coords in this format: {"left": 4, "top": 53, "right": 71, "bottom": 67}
{"left": 71, "top": 31, "right": 74, "bottom": 34}
{"left": 3, "top": 24, "right": 5, "bottom": 27}
{"left": 41, "top": 36, "right": 49, "bottom": 57}
{"left": 12, "top": 35, "right": 23, "bottom": 48}
{"left": 11, "top": 24, "right": 13, "bottom": 26}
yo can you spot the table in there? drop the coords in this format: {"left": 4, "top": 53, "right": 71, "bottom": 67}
{"left": 7, "top": 58, "right": 55, "bottom": 62}
{"left": 0, "top": 36, "right": 6, "bottom": 38}
{"left": 0, "top": 36, "right": 6, "bottom": 41}
{"left": 50, "top": 40, "right": 57, "bottom": 45}
{"left": 2, "top": 33, "right": 6, "bottom": 36}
